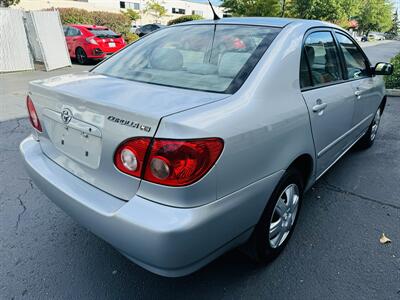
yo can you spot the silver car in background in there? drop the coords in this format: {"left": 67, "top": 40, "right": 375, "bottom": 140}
{"left": 20, "top": 18, "right": 393, "bottom": 277}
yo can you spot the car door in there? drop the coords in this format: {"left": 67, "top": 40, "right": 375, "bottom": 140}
{"left": 68, "top": 27, "right": 82, "bottom": 57}
{"left": 334, "top": 31, "right": 381, "bottom": 139}
{"left": 300, "top": 30, "right": 356, "bottom": 177}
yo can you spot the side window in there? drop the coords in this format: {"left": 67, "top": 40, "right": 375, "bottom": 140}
{"left": 304, "top": 32, "right": 342, "bottom": 86}
{"left": 63, "top": 26, "right": 69, "bottom": 36}
{"left": 69, "top": 27, "right": 81, "bottom": 36}
{"left": 335, "top": 33, "right": 369, "bottom": 79}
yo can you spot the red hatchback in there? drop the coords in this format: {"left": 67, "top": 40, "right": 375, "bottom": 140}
{"left": 63, "top": 24, "right": 126, "bottom": 64}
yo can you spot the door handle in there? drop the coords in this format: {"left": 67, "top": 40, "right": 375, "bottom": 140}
{"left": 312, "top": 100, "right": 327, "bottom": 113}
{"left": 354, "top": 90, "right": 361, "bottom": 99}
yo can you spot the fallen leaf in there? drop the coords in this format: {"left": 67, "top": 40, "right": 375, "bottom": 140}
{"left": 379, "top": 233, "right": 392, "bottom": 244}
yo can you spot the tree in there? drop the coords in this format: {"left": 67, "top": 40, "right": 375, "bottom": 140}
{"left": 388, "top": 10, "right": 399, "bottom": 35}
{"left": 221, "top": 0, "right": 282, "bottom": 17}
{"left": 0, "top": 0, "right": 20, "bottom": 7}
{"left": 358, "top": 0, "right": 393, "bottom": 34}
{"left": 287, "top": 0, "right": 346, "bottom": 21}
{"left": 122, "top": 8, "right": 141, "bottom": 22}
{"left": 144, "top": 0, "right": 168, "bottom": 22}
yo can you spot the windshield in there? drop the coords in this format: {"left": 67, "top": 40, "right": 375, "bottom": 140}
{"left": 93, "top": 25, "right": 280, "bottom": 93}
{"left": 88, "top": 28, "right": 120, "bottom": 38}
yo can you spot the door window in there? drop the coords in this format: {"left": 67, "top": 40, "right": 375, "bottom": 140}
{"left": 335, "top": 33, "right": 369, "bottom": 79}
{"left": 68, "top": 27, "right": 81, "bottom": 37}
{"left": 303, "top": 32, "right": 342, "bottom": 86}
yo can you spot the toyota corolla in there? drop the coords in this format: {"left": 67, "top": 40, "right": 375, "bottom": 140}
{"left": 21, "top": 18, "right": 393, "bottom": 277}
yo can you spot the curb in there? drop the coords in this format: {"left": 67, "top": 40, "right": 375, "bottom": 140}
{"left": 387, "top": 89, "right": 400, "bottom": 97}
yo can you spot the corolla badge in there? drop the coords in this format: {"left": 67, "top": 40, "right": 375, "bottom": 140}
{"left": 61, "top": 108, "right": 73, "bottom": 124}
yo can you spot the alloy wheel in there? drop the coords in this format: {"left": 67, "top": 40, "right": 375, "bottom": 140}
{"left": 269, "top": 183, "right": 300, "bottom": 249}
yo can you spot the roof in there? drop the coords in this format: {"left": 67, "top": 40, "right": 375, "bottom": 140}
{"left": 176, "top": 17, "right": 337, "bottom": 29}
{"left": 69, "top": 24, "right": 108, "bottom": 29}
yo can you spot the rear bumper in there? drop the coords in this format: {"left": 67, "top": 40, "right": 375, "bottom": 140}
{"left": 20, "top": 136, "right": 282, "bottom": 277}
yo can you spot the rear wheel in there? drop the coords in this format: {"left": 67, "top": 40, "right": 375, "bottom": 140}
{"left": 247, "top": 169, "right": 304, "bottom": 263}
{"left": 356, "top": 107, "right": 381, "bottom": 149}
{"left": 76, "top": 47, "right": 88, "bottom": 65}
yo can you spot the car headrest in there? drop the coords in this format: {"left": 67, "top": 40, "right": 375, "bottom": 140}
{"left": 150, "top": 48, "right": 183, "bottom": 71}
{"left": 218, "top": 52, "right": 251, "bottom": 78}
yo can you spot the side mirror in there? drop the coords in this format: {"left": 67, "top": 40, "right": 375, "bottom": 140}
{"left": 373, "top": 62, "right": 394, "bottom": 76}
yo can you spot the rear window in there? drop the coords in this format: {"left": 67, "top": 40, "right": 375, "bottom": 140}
{"left": 92, "top": 25, "right": 280, "bottom": 93}
{"left": 88, "top": 28, "right": 120, "bottom": 38}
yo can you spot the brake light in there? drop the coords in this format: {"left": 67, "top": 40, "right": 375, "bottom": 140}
{"left": 26, "top": 95, "right": 42, "bottom": 132}
{"left": 86, "top": 37, "right": 98, "bottom": 45}
{"left": 114, "top": 138, "right": 224, "bottom": 186}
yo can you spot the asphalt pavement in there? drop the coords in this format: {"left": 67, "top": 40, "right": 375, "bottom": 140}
{"left": 0, "top": 41, "right": 399, "bottom": 299}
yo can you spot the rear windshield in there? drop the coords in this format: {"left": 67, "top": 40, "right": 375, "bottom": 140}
{"left": 92, "top": 25, "right": 280, "bottom": 93}
{"left": 88, "top": 28, "right": 120, "bottom": 38}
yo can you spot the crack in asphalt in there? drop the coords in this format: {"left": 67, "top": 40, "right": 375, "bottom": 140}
{"left": 6, "top": 119, "right": 22, "bottom": 138}
{"left": 14, "top": 181, "right": 34, "bottom": 230}
{"left": 319, "top": 180, "right": 400, "bottom": 210}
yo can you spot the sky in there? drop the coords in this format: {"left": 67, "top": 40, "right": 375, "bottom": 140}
{"left": 190, "top": 0, "right": 222, "bottom": 5}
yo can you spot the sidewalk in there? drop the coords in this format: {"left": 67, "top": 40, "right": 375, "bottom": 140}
{"left": 0, "top": 64, "right": 91, "bottom": 122}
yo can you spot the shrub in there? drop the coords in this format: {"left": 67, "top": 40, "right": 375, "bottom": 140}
{"left": 385, "top": 53, "right": 400, "bottom": 89}
{"left": 57, "top": 8, "right": 133, "bottom": 42}
{"left": 167, "top": 14, "right": 203, "bottom": 26}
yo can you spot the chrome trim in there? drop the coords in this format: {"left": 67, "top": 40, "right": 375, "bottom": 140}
{"left": 316, "top": 130, "right": 366, "bottom": 181}
{"left": 317, "top": 114, "right": 372, "bottom": 158}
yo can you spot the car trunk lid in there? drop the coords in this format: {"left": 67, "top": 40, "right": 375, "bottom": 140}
{"left": 29, "top": 72, "right": 228, "bottom": 200}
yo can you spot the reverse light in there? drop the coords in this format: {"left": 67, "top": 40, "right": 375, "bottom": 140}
{"left": 114, "top": 138, "right": 224, "bottom": 186}
{"left": 26, "top": 95, "right": 42, "bottom": 132}
{"left": 114, "top": 138, "right": 151, "bottom": 177}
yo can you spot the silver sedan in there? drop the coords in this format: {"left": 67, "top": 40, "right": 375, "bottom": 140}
{"left": 20, "top": 17, "right": 393, "bottom": 277}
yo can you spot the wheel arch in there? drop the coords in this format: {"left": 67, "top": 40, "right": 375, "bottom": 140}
{"left": 287, "top": 153, "right": 314, "bottom": 189}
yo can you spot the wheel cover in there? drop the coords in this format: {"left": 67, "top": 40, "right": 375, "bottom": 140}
{"left": 370, "top": 109, "right": 381, "bottom": 141}
{"left": 268, "top": 183, "right": 300, "bottom": 249}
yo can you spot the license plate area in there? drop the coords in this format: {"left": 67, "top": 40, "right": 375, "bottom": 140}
{"left": 108, "top": 42, "right": 116, "bottom": 48}
{"left": 42, "top": 109, "right": 102, "bottom": 169}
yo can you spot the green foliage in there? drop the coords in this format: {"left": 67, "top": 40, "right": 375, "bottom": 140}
{"left": 0, "top": 0, "right": 20, "bottom": 7}
{"left": 122, "top": 8, "right": 141, "bottom": 22}
{"left": 58, "top": 8, "right": 133, "bottom": 42}
{"left": 385, "top": 54, "right": 400, "bottom": 89}
{"left": 124, "top": 32, "right": 140, "bottom": 44}
{"left": 167, "top": 14, "right": 203, "bottom": 25}
{"left": 388, "top": 11, "right": 399, "bottom": 35}
{"left": 221, "top": 0, "right": 282, "bottom": 17}
{"left": 287, "top": 0, "right": 345, "bottom": 21}
{"left": 144, "top": 0, "right": 168, "bottom": 20}
{"left": 358, "top": 0, "right": 393, "bottom": 34}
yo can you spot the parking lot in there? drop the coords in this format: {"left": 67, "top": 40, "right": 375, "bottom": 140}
{"left": 1, "top": 41, "right": 399, "bottom": 299}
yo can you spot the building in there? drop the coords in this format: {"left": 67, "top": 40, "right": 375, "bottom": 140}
{"left": 15, "top": 0, "right": 224, "bottom": 25}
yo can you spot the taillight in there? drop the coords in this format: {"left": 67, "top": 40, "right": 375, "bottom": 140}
{"left": 86, "top": 37, "right": 98, "bottom": 45}
{"left": 114, "top": 138, "right": 151, "bottom": 177}
{"left": 114, "top": 138, "right": 224, "bottom": 187}
{"left": 26, "top": 95, "right": 42, "bottom": 132}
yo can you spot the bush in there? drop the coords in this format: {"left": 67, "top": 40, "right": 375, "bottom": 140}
{"left": 167, "top": 14, "right": 203, "bottom": 26}
{"left": 385, "top": 53, "right": 400, "bottom": 89}
{"left": 57, "top": 8, "right": 135, "bottom": 43}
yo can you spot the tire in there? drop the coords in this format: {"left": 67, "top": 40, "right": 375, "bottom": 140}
{"left": 76, "top": 47, "right": 88, "bottom": 65}
{"left": 246, "top": 168, "right": 304, "bottom": 263}
{"left": 356, "top": 107, "right": 382, "bottom": 149}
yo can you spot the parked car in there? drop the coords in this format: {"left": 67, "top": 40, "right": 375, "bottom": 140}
{"left": 63, "top": 24, "right": 126, "bottom": 64}
{"left": 130, "top": 24, "right": 140, "bottom": 33}
{"left": 135, "top": 23, "right": 166, "bottom": 37}
{"left": 361, "top": 35, "right": 368, "bottom": 42}
{"left": 22, "top": 18, "right": 393, "bottom": 277}
{"left": 368, "top": 33, "right": 385, "bottom": 41}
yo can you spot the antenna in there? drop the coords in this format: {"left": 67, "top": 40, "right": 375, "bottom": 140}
{"left": 207, "top": 0, "right": 220, "bottom": 21}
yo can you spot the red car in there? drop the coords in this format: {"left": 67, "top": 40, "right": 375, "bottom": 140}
{"left": 63, "top": 24, "right": 126, "bottom": 64}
